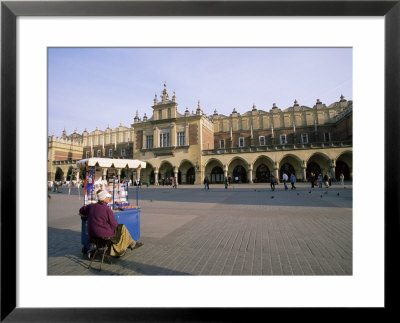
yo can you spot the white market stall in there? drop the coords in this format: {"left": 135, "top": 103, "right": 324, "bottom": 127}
{"left": 76, "top": 157, "right": 146, "bottom": 207}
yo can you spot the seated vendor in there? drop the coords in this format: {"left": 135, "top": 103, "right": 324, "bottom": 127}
{"left": 79, "top": 189, "right": 143, "bottom": 257}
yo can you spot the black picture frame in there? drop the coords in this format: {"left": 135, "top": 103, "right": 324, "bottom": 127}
{"left": 1, "top": 1, "right": 399, "bottom": 321}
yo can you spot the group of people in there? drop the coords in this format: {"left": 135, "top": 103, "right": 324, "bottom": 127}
{"left": 160, "top": 177, "right": 177, "bottom": 188}
{"left": 308, "top": 173, "right": 330, "bottom": 188}
{"left": 272, "top": 173, "right": 297, "bottom": 191}
{"left": 79, "top": 189, "right": 143, "bottom": 258}
{"left": 202, "top": 172, "right": 345, "bottom": 192}
{"left": 308, "top": 172, "right": 345, "bottom": 188}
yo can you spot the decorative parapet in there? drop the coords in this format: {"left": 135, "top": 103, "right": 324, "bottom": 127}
{"left": 335, "top": 106, "right": 353, "bottom": 121}
{"left": 202, "top": 140, "right": 352, "bottom": 155}
{"left": 140, "top": 145, "right": 189, "bottom": 157}
{"left": 48, "top": 135, "right": 83, "bottom": 146}
{"left": 52, "top": 159, "right": 81, "bottom": 165}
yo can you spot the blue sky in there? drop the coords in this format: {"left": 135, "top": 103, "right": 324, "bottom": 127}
{"left": 48, "top": 47, "right": 352, "bottom": 136}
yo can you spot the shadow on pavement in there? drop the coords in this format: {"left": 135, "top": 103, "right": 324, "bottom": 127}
{"left": 48, "top": 227, "right": 83, "bottom": 258}
{"left": 114, "top": 258, "right": 192, "bottom": 275}
{"left": 48, "top": 227, "right": 191, "bottom": 275}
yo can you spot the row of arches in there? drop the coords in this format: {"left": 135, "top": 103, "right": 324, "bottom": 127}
{"left": 204, "top": 160, "right": 350, "bottom": 184}
{"left": 51, "top": 151, "right": 352, "bottom": 185}
{"left": 140, "top": 151, "right": 352, "bottom": 185}
{"left": 142, "top": 160, "right": 196, "bottom": 185}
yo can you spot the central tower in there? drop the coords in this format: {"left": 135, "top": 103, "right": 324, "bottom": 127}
{"left": 152, "top": 82, "right": 178, "bottom": 120}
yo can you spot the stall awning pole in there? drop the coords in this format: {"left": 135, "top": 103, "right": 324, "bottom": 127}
{"left": 136, "top": 170, "right": 139, "bottom": 207}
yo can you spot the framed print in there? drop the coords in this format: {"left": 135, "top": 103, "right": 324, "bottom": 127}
{"left": 1, "top": 0, "right": 399, "bottom": 321}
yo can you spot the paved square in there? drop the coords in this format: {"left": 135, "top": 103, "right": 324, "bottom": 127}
{"left": 48, "top": 183, "right": 352, "bottom": 275}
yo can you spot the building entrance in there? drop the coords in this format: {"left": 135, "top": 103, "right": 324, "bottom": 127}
{"left": 211, "top": 166, "right": 224, "bottom": 183}
{"left": 233, "top": 165, "right": 247, "bottom": 183}
{"left": 255, "top": 164, "right": 270, "bottom": 183}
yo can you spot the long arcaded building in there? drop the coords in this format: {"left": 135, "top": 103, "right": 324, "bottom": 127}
{"left": 48, "top": 83, "right": 352, "bottom": 185}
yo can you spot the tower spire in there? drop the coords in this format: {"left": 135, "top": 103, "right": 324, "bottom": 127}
{"left": 161, "top": 82, "right": 169, "bottom": 102}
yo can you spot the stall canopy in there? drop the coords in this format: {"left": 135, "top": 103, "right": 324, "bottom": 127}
{"left": 76, "top": 158, "right": 146, "bottom": 169}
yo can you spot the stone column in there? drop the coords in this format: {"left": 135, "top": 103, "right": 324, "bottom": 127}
{"left": 153, "top": 127, "right": 159, "bottom": 147}
{"left": 185, "top": 124, "right": 189, "bottom": 145}
{"left": 173, "top": 167, "right": 178, "bottom": 185}
{"left": 195, "top": 163, "right": 203, "bottom": 185}
{"left": 248, "top": 164, "right": 253, "bottom": 183}
{"left": 142, "top": 132, "right": 146, "bottom": 149}
{"left": 224, "top": 165, "right": 228, "bottom": 180}
{"left": 154, "top": 168, "right": 159, "bottom": 186}
{"left": 199, "top": 120, "right": 203, "bottom": 150}
{"left": 302, "top": 160, "right": 307, "bottom": 182}
{"left": 330, "top": 159, "right": 336, "bottom": 180}
{"left": 171, "top": 123, "right": 176, "bottom": 147}
{"left": 274, "top": 162, "right": 279, "bottom": 181}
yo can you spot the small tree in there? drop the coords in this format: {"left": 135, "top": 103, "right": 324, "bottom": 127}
{"left": 66, "top": 166, "right": 74, "bottom": 181}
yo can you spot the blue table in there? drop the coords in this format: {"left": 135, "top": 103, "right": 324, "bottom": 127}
{"left": 81, "top": 208, "right": 141, "bottom": 252}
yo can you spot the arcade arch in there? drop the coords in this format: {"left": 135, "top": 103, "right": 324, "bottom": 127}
{"left": 228, "top": 157, "right": 249, "bottom": 183}
{"left": 335, "top": 151, "right": 352, "bottom": 180}
{"left": 204, "top": 158, "right": 224, "bottom": 184}
{"left": 253, "top": 156, "right": 274, "bottom": 183}
{"left": 306, "top": 152, "right": 331, "bottom": 179}
{"left": 55, "top": 167, "right": 64, "bottom": 181}
{"left": 159, "top": 161, "right": 174, "bottom": 184}
{"left": 279, "top": 154, "right": 302, "bottom": 180}
{"left": 142, "top": 162, "right": 155, "bottom": 184}
{"left": 179, "top": 160, "right": 196, "bottom": 184}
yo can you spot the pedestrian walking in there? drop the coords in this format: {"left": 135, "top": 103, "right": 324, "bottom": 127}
{"left": 270, "top": 174, "right": 275, "bottom": 191}
{"left": 309, "top": 173, "right": 315, "bottom": 188}
{"left": 290, "top": 173, "right": 296, "bottom": 189}
{"left": 282, "top": 173, "right": 288, "bottom": 190}
{"left": 203, "top": 176, "right": 209, "bottom": 191}
{"left": 224, "top": 177, "right": 228, "bottom": 189}
{"left": 173, "top": 176, "right": 177, "bottom": 189}
{"left": 318, "top": 174, "right": 323, "bottom": 188}
{"left": 340, "top": 173, "right": 345, "bottom": 186}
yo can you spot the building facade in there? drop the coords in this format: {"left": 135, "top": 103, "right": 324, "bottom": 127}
{"left": 49, "top": 83, "right": 353, "bottom": 185}
{"left": 48, "top": 129, "right": 83, "bottom": 182}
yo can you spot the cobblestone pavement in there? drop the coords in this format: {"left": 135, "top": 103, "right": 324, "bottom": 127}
{"left": 48, "top": 182, "right": 352, "bottom": 276}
